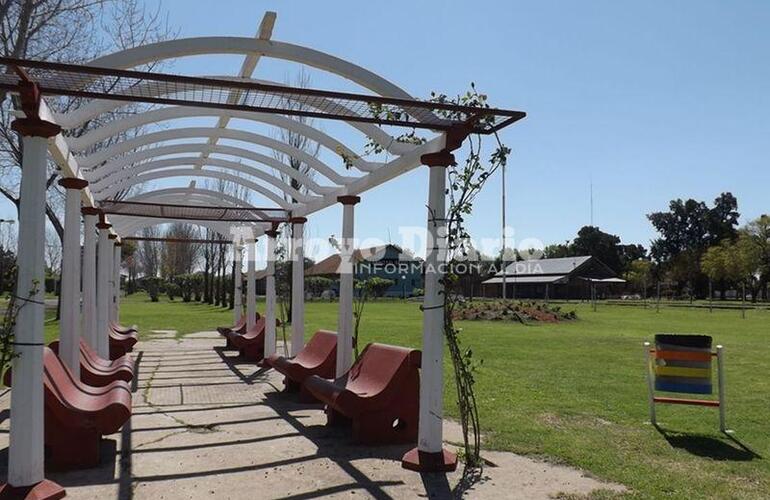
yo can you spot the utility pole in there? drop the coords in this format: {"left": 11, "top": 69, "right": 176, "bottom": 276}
{"left": 501, "top": 156, "right": 507, "bottom": 300}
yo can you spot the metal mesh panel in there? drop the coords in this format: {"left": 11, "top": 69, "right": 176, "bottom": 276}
{"left": 99, "top": 200, "right": 289, "bottom": 223}
{"left": 0, "top": 57, "right": 526, "bottom": 134}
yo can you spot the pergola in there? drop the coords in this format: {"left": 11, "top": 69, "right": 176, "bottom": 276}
{"left": 0, "top": 12, "right": 525, "bottom": 497}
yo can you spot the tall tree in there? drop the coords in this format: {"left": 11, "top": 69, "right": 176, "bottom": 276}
{"left": 0, "top": 0, "right": 173, "bottom": 241}
{"left": 739, "top": 215, "right": 770, "bottom": 300}
{"left": 647, "top": 193, "right": 740, "bottom": 296}
{"left": 160, "top": 223, "right": 200, "bottom": 277}
{"left": 137, "top": 226, "right": 161, "bottom": 278}
{"left": 271, "top": 69, "right": 320, "bottom": 204}
{"left": 571, "top": 225, "right": 622, "bottom": 273}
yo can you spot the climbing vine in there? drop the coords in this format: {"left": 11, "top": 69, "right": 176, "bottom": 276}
{"left": 0, "top": 279, "right": 40, "bottom": 376}
{"left": 436, "top": 84, "right": 510, "bottom": 470}
{"left": 338, "top": 84, "right": 511, "bottom": 471}
{"left": 0, "top": 294, "right": 19, "bottom": 376}
{"left": 274, "top": 231, "right": 291, "bottom": 356}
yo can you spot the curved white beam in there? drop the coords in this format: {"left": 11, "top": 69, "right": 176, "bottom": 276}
{"left": 86, "top": 143, "right": 338, "bottom": 195}
{"left": 57, "top": 76, "right": 414, "bottom": 156}
{"left": 88, "top": 156, "right": 318, "bottom": 204}
{"left": 68, "top": 105, "right": 383, "bottom": 172}
{"left": 95, "top": 168, "right": 295, "bottom": 209}
{"left": 84, "top": 37, "right": 436, "bottom": 127}
{"left": 113, "top": 217, "right": 238, "bottom": 238}
{"left": 128, "top": 186, "right": 267, "bottom": 209}
{"left": 75, "top": 127, "right": 353, "bottom": 187}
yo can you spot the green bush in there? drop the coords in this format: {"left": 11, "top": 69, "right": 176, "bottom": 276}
{"left": 166, "top": 282, "right": 180, "bottom": 301}
{"left": 144, "top": 277, "right": 163, "bottom": 302}
{"left": 306, "top": 276, "right": 335, "bottom": 297}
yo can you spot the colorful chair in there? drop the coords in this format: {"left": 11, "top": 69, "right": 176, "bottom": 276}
{"left": 644, "top": 334, "right": 728, "bottom": 432}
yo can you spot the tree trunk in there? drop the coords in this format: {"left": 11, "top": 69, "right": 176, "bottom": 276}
{"left": 203, "top": 249, "right": 210, "bottom": 303}
{"left": 229, "top": 260, "right": 235, "bottom": 310}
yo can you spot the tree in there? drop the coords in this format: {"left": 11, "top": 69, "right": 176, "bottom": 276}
{"left": 739, "top": 215, "right": 770, "bottom": 300}
{"left": 121, "top": 240, "right": 138, "bottom": 294}
{"left": 160, "top": 223, "right": 201, "bottom": 277}
{"left": 0, "top": 1, "right": 173, "bottom": 244}
{"left": 701, "top": 236, "right": 761, "bottom": 302}
{"left": 571, "top": 226, "right": 622, "bottom": 273}
{"left": 306, "top": 276, "right": 334, "bottom": 298}
{"left": 543, "top": 242, "right": 571, "bottom": 259}
{"left": 648, "top": 193, "right": 740, "bottom": 297}
{"left": 366, "top": 276, "right": 394, "bottom": 299}
{"left": 625, "top": 259, "right": 652, "bottom": 295}
{"left": 701, "top": 241, "right": 732, "bottom": 300}
{"left": 272, "top": 70, "right": 321, "bottom": 318}
{"left": 735, "top": 232, "right": 763, "bottom": 302}
{"left": 708, "top": 192, "right": 740, "bottom": 244}
{"left": 272, "top": 69, "right": 320, "bottom": 203}
{"left": 137, "top": 226, "right": 161, "bottom": 278}
{"left": 619, "top": 244, "right": 647, "bottom": 271}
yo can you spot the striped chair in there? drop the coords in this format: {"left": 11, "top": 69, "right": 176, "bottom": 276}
{"left": 644, "top": 334, "right": 729, "bottom": 432}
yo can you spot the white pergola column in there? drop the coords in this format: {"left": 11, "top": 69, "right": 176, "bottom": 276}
{"left": 96, "top": 220, "right": 113, "bottom": 359}
{"left": 5, "top": 115, "right": 65, "bottom": 496}
{"left": 246, "top": 239, "right": 257, "bottom": 330}
{"left": 264, "top": 226, "right": 278, "bottom": 358}
{"left": 58, "top": 178, "right": 88, "bottom": 375}
{"left": 82, "top": 207, "right": 99, "bottom": 350}
{"left": 290, "top": 217, "right": 306, "bottom": 357}
{"left": 336, "top": 196, "right": 360, "bottom": 376}
{"left": 402, "top": 150, "right": 458, "bottom": 473}
{"left": 112, "top": 242, "right": 122, "bottom": 323}
{"left": 233, "top": 243, "right": 243, "bottom": 323}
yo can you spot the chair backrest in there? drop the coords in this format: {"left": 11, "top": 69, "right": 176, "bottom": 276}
{"left": 43, "top": 346, "right": 97, "bottom": 395}
{"left": 346, "top": 343, "right": 420, "bottom": 396}
{"left": 654, "top": 334, "right": 713, "bottom": 394}
{"left": 295, "top": 330, "right": 337, "bottom": 367}
{"left": 79, "top": 338, "right": 105, "bottom": 362}
{"left": 243, "top": 317, "right": 266, "bottom": 340}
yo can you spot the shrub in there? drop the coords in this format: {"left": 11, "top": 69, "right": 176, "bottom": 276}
{"left": 166, "top": 282, "right": 180, "bottom": 301}
{"left": 306, "top": 276, "right": 335, "bottom": 298}
{"left": 145, "top": 277, "right": 163, "bottom": 302}
{"left": 453, "top": 300, "right": 578, "bottom": 323}
{"left": 367, "top": 277, "right": 394, "bottom": 299}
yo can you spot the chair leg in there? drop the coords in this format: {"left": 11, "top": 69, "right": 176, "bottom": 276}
{"left": 326, "top": 407, "right": 351, "bottom": 428}
{"left": 353, "top": 408, "right": 418, "bottom": 445}
{"left": 284, "top": 377, "right": 301, "bottom": 393}
{"left": 46, "top": 426, "right": 101, "bottom": 470}
{"left": 298, "top": 383, "right": 322, "bottom": 404}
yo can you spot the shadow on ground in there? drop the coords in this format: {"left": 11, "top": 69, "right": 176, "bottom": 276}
{"left": 656, "top": 425, "right": 761, "bottom": 461}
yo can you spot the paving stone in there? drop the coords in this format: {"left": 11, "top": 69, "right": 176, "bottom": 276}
{"left": 0, "top": 334, "right": 625, "bottom": 499}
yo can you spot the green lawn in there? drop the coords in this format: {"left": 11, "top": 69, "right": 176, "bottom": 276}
{"left": 45, "top": 294, "right": 769, "bottom": 499}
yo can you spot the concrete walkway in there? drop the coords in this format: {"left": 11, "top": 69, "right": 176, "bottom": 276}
{"left": 0, "top": 332, "right": 624, "bottom": 499}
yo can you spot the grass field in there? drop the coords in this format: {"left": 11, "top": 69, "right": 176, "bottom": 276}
{"left": 44, "top": 293, "right": 769, "bottom": 499}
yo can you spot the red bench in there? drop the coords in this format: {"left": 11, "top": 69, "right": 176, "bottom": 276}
{"left": 49, "top": 339, "right": 133, "bottom": 386}
{"left": 81, "top": 338, "right": 133, "bottom": 373}
{"left": 266, "top": 330, "right": 337, "bottom": 401}
{"left": 227, "top": 318, "right": 266, "bottom": 361}
{"left": 218, "top": 313, "right": 259, "bottom": 348}
{"left": 6, "top": 348, "right": 132, "bottom": 469}
{"left": 110, "top": 321, "right": 137, "bottom": 335}
{"left": 304, "top": 343, "right": 421, "bottom": 445}
{"left": 109, "top": 328, "right": 137, "bottom": 360}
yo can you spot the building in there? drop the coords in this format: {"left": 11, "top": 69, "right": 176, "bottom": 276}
{"left": 481, "top": 255, "right": 625, "bottom": 300}
{"left": 305, "top": 244, "right": 423, "bottom": 298}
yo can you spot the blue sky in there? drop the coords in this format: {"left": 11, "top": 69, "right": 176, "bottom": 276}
{"left": 5, "top": 0, "right": 769, "bottom": 259}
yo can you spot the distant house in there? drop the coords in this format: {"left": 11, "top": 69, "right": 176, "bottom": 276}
{"left": 305, "top": 244, "right": 423, "bottom": 298}
{"left": 481, "top": 255, "right": 624, "bottom": 300}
